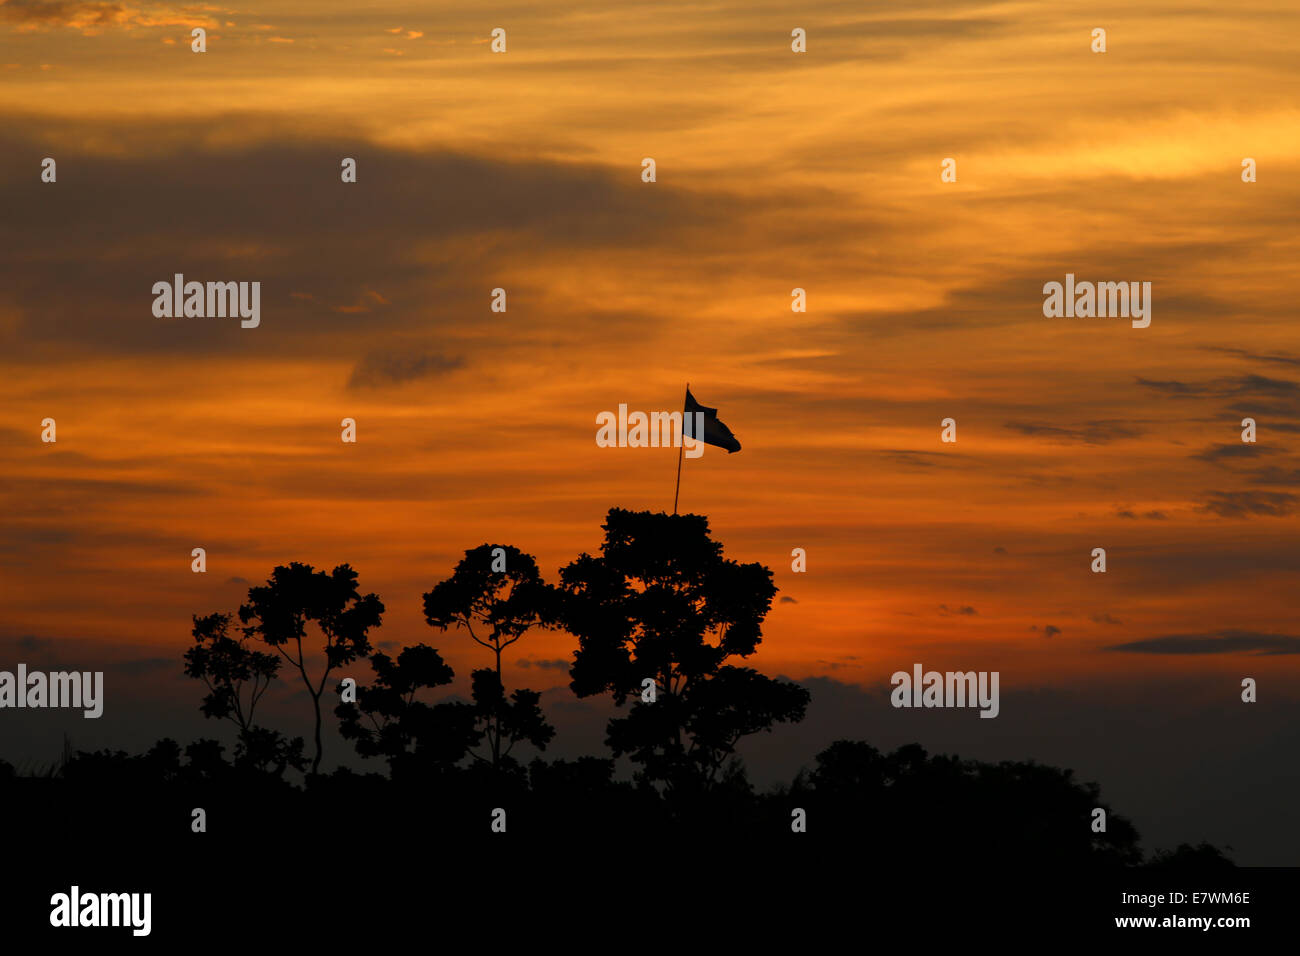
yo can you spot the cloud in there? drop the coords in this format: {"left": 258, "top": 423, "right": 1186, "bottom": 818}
{"left": 1115, "top": 509, "right": 1167, "bottom": 520}
{"left": 1248, "top": 466, "right": 1300, "bottom": 486}
{"left": 1090, "top": 613, "right": 1122, "bottom": 626}
{"left": 1229, "top": 375, "right": 1300, "bottom": 397}
{"left": 880, "top": 449, "right": 950, "bottom": 468}
{"left": 519, "top": 658, "right": 569, "bottom": 670}
{"left": 937, "top": 604, "right": 977, "bottom": 616}
{"left": 1136, "top": 374, "right": 1300, "bottom": 400}
{"left": 1197, "top": 490, "right": 1299, "bottom": 518}
{"left": 1107, "top": 630, "right": 1300, "bottom": 655}
{"left": 1192, "top": 443, "right": 1270, "bottom": 464}
{"left": 16, "top": 634, "right": 53, "bottom": 652}
{"left": 1003, "top": 420, "right": 1143, "bottom": 444}
{"left": 1134, "top": 377, "right": 1206, "bottom": 396}
{"left": 347, "top": 350, "right": 464, "bottom": 389}
{"left": 0, "top": 0, "right": 220, "bottom": 34}
{"left": 779, "top": 596, "right": 797, "bottom": 604}
{"left": 1030, "top": 624, "right": 1061, "bottom": 638}
{"left": 1201, "top": 346, "right": 1300, "bottom": 368}
{"left": 0, "top": 122, "right": 757, "bottom": 361}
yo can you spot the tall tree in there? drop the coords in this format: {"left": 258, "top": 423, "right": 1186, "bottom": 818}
{"left": 183, "top": 611, "right": 305, "bottom": 775}
{"left": 422, "top": 544, "right": 556, "bottom": 768}
{"left": 557, "top": 508, "right": 809, "bottom": 793}
{"left": 238, "top": 562, "right": 384, "bottom": 775}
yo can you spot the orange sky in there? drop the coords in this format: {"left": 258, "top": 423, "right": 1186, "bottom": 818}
{"left": 3, "top": 0, "right": 1299, "bottom": 724}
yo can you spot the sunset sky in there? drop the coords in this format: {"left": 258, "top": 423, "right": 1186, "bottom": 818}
{"left": 2, "top": 0, "right": 1298, "bottom": 862}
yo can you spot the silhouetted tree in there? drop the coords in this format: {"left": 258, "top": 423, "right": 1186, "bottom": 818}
{"left": 1146, "top": 842, "right": 1235, "bottom": 870}
{"left": 184, "top": 611, "right": 306, "bottom": 775}
{"left": 238, "top": 562, "right": 384, "bottom": 775}
{"left": 423, "top": 544, "right": 556, "bottom": 767}
{"left": 557, "top": 509, "right": 809, "bottom": 793}
{"left": 463, "top": 667, "right": 554, "bottom": 768}
{"left": 335, "top": 643, "right": 481, "bottom": 780}
{"left": 806, "top": 740, "right": 1143, "bottom": 865}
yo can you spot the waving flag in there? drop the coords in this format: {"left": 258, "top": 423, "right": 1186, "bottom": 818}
{"left": 683, "top": 387, "right": 741, "bottom": 453}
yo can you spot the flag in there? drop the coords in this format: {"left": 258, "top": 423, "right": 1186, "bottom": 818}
{"left": 683, "top": 387, "right": 741, "bottom": 453}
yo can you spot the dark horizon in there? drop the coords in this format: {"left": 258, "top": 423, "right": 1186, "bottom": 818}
{"left": 3, "top": 508, "right": 1291, "bottom": 865}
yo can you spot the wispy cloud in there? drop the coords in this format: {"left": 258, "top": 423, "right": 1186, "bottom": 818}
{"left": 0, "top": 0, "right": 223, "bottom": 35}
{"left": 347, "top": 350, "right": 464, "bottom": 389}
{"left": 1108, "top": 630, "right": 1300, "bottom": 655}
{"left": 1192, "top": 443, "right": 1272, "bottom": 464}
{"left": 937, "top": 604, "right": 977, "bottom": 616}
{"left": 1197, "top": 490, "right": 1299, "bottom": 518}
{"left": 1201, "top": 346, "right": 1300, "bottom": 368}
{"left": 1004, "top": 420, "right": 1144, "bottom": 444}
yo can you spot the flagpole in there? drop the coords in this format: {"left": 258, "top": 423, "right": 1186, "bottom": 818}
{"left": 673, "top": 383, "right": 688, "bottom": 514}
{"left": 672, "top": 443, "right": 684, "bottom": 514}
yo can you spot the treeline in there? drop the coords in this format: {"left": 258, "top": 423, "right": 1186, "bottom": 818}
{"left": 0, "top": 508, "right": 1231, "bottom": 868}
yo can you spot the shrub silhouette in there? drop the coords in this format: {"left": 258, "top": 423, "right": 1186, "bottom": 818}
{"left": 801, "top": 740, "right": 1143, "bottom": 865}
{"left": 335, "top": 643, "right": 480, "bottom": 781}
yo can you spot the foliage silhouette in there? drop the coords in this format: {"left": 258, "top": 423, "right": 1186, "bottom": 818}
{"left": 184, "top": 611, "right": 305, "bottom": 776}
{"left": 556, "top": 508, "right": 809, "bottom": 794}
{"left": 237, "top": 562, "right": 384, "bottom": 775}
{"left": 334, "top": 643, "right": 481, "bottom": 781}
{"left": 799, "top": 740, "right": 1144, "bottom": 864}
{"left": 1146, "top": 842, "right": 1236, "bottom": 870}
{"left": 0, "top": 512, "right": 1237, "bottom": 879}
{"left": 422, "top": 544, "right": 556, "bottom": 767}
